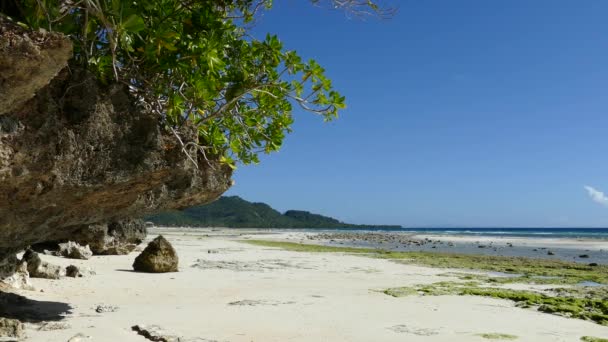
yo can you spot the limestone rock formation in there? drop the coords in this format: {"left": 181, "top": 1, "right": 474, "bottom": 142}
{"left": 0, "top": 19, "right": 232, "bottom": 281}
{"left": 32, "top": 219, "right": 147, "bottom": 256}
{"left": 56, "top": 242, "right": 93, "bottom": 260}
{"left": 0, "top": 317, "right": 24, "bottom": 340}
{"left": 132, "top": 236, "right": 179, "bottom": 273}
{"left": 22, "top": 249, "right": 64, "bottom": 279}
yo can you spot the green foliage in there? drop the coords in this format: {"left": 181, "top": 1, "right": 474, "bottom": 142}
{"left": 146, "top": 195, "right": 401, "bottom": 228}
{"left": 3, "top": 0, "right": 389, "bottom": 168}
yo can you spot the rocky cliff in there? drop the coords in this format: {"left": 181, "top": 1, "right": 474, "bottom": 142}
{"left": 0, "top": 17, "right": 233, "bottom": 280}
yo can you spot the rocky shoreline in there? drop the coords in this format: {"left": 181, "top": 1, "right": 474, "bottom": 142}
{"left": 302, "top": 231, "right": 608, "bottom": 265}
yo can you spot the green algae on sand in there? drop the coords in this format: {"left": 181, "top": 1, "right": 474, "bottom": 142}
{"left": 383, "top": 281, "right": 608, "bottom": 326}
{"left": 243, "top": 240, "right": 608, "bottom": 285}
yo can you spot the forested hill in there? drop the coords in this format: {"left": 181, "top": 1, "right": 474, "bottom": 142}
{"left": 146, "top": 196, "right": 402, "bottom": 229}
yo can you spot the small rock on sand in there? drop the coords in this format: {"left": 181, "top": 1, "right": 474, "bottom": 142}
{"left": 57, "top": 242, "right": 93, "bottom": 260}
{"left": 65, "top": 265, "right": 82, "bottom": 278}
{"left": 23, "top": 249, "right": 64, "bottom": 279}
{"left": 132, "top": 236, "right": 178, "bottom": 273}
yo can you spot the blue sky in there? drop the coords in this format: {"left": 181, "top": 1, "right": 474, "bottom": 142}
{"left": 226, "top": 0, "right": 608, "bottom": 227}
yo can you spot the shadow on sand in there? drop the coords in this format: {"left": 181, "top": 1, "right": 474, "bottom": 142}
{"left": 0, "top": 290, "right": 72, "bottom": 322}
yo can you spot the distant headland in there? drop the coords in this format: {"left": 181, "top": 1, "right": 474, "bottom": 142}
{"left": 146, "top": 196, "right": 402, "bottom": 229}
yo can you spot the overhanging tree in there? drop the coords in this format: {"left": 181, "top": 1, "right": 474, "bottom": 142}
{"left": 1, "top": 0, "right": 393, "bottom": 168}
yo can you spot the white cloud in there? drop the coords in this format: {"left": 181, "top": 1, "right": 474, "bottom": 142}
{"left": 584, "top": 185, "right": 608, "bottom": 207}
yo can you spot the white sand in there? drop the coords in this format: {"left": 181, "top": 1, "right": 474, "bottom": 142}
{"left": 12, "top": 228, "right": 608, "bottom": 341}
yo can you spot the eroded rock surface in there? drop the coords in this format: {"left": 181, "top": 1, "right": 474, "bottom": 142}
{"left": 0, "top": 317, "right": 24, "bottom": 340}
{"left": 133, "top": 236, "right": 178, "bottom": 273}
{"left": 0, "top": 260, "right": 32, "bottom": 290}
{"left": 73, "top": 219, "right": 147, "bottom": 255}
{"left": 0, "top": 16, "right": 72, "bottom": 115}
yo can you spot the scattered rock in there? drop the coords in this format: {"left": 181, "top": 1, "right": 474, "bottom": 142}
{"left": 0, "top": 318, "right": 24, "bottom": 339}
{"left": 589, "top": 263, "right": 599, "bottom": 267}
{"left": 579, "top": 254, "right": 590, "bottom": 259}
{"left": 547, "top": 251, "right": 554, "bottom": 256}
{"left": 65, "top": 265, "right": 83, "bottom": 278}
{"left": 23, "top": 249, "right": 64, "bottom": 279}
{"left": 65, "top": 219, "right": 147, "bottom": 255}
{"left": 94, "top": 305, "right": 118, "bottom": 313}
{"left": 37, "top": 322, "right": 71, "bottom": 331}
{"left": 133, "top": 236, "right": 178, "bottom": 273}
{"left": 57, "top": 242, "right": 93, "bottom": 260}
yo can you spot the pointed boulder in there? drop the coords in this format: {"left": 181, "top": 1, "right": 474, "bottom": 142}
{"left": 132, "top": 236, "right": 178, "bottom": 273}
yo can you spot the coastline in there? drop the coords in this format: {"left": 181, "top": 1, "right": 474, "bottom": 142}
{"left": 6, "top": 228, "right": 605, "bottom": 341}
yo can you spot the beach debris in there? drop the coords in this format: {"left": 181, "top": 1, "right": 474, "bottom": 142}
{"left": 387, "top": 324, "right": 439, "bottom": 336}
{"left": 132, "top": 324, "right": 220, "bottom": 342}
{"left": 0, "top": 318, "right": 24, "bottom": 340}
{"left": 37, "top": 322, "right": 71, "bottom": 331}
{"left": 57, "top": 242, "right": 93, "bottom": 260}
{"left": 228, "top": 299, "right": 296, "bottom": 306}
{"left": 67, "top": 333, "right": 91, "bottom": 342}
{"left": 23, "top": 249, "right": 64, "bottom": 279}
{"left": 94, "top": 304, "right": 118, "bottom": 313}
{"left": 133, "top": 236, "right": 179, "bottom": 273}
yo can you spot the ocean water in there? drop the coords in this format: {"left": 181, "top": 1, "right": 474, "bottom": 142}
{"left": 304, "top": 228, "right": 608, "bottom": 240}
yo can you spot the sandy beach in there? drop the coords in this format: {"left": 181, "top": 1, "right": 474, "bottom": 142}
{"left": 7, "top": 228, "right": 608, "bottom": 341}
